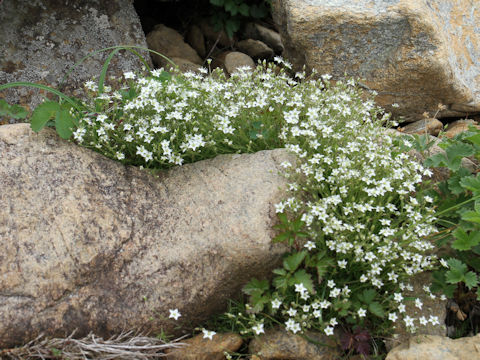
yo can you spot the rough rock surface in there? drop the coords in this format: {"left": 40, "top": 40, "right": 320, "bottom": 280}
{"left": 385, "top": 333, "right": 480, "bottom": 360}
{"left": 0, "top": 123, "right": 292, "bottom": 348}
{"left": 146, "top": 24, "right": 203, "bottom": 67}
{"left": 244, "top": 23, "right": 284, "bottom": 54}
{"left": 249, "top": 328, "right": 340, "bottom": 360}
{"left": 400, "top": 118, "right": 444, "bottom": 136}
{"left": 272, "top": 0, "right": 480, "bottom": 121}
{"left": 0, "top": 0, "right": 150, "bottom": 116}
{"left": 444, "top": 119, "right": 480, "bottom": 138}
{"left": 164, "top": 332, "right": 243, "bottom": 360}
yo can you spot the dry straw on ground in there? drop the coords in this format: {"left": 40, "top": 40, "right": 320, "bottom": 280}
{"left": 0, "top": 331, "right": 187, "bottom": 360}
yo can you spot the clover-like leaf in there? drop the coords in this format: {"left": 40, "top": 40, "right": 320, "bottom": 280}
{"left": 30, "top": 101, "right": 60, "bottom": 132}
{"left": 283, "top": 251, "right": 306, "bottom": 272}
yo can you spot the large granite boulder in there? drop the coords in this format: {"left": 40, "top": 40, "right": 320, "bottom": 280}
{"left": 386, "top": 333, "right": 480, "bottom": 360}
{"left": 0, "top": 124, "right": 291, "bottom": 348}
{"left": 272, "top": 0, "right": 480, "bottom": 121}
{"left": 0, "top": 0, "right": 151, "bottom": 118}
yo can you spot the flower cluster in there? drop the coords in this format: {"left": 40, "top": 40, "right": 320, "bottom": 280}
{"left": 73, "top": 59, "right": 439, "bottom": 343}
{"left": 240, "top": 72, "right": 439, "bottom": 340}
{"left": 73, "top": 63, "right": 296, "bottom": 167}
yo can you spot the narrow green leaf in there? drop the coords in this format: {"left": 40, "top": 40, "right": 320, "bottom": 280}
{"left": 30, "top": 101, "right": 60, "bottom": 132}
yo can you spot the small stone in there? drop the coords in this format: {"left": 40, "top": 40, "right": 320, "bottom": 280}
{"left": 444, "top": 119, "right": 480, "bottom": 138}
{"left": 146, "top": 24, "right": 202, "bottom": 67}
{"left": 164, "top": 332, "right": 243, "bottom": 360}
{"left": 237, "top": 39, "right": 274, "bottom": 59}
{"left": 249, "top": 327, "right": 340, "bottom": 360}
{"left": 385, "top": 334, "right": 480, "bottom": 360}
{"left": 212, "top": 51, "right": 255, "bottom": 76}
{"left": 169, "top": 57, "right": 204, "bottom": 74}
{"left": 244, "top": 23, "right": 284, "bottom": 54}
{"left": 400, "top": 118, "right": 443, "bottom": 136}
{"left": 186, "top": 24, "right": 206, "bottom": 58}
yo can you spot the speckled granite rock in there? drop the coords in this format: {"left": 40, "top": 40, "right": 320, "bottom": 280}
{"left": 249, "top": 328, "right": 341, "bottom": 360}
{"left": 164, "top": 332, "right": 243, "bottom": 360}
{"left": 0, "top": 123, "right": 291, "bottom": 348}
{"left": 386, "top": 333, "right": 480, "bottom": 360}
{"left": 0, "top": 0, "right": 151, "bottom": 116}
{"left": 272, "top": 0, "right": 480, "bottom": 121}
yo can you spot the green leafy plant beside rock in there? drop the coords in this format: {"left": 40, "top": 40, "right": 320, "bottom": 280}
{"left": 208, "top": 0, "right": 271, "bottom": 38}
{"left": 412, "top": 127, "right": 480, "bottom": 337}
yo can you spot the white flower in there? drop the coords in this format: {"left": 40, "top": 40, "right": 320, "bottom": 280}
{"left": 124, "top": 71, "right": 136, "bottom": 79}
{"left": 419, "top": 316, "right": 428, "bottom": 325}
{"left": 271, "top": 298, "right": 282, "bottom": 309}
{"left": 404, "top": 315, "right": 414, "bottom": 327}
{"left": 169, "top": 309, "right": 181, "bottom": 320}
{"left": 116, "top": 152, "right": 125, "bottom": 160}
{"left": 388, "top": 312, "right": 398, "bottom": 322}
{"left": 394, "top": 293, "right": 403, "bottom": 302}
{"left": 252, "top": 323, "right": 265, "bottom": 335}
{"left": 398, "top": 304, "right": 406, "bottom": 313}
{"left": 429, "top": 315, "right": 440, "bottom": 325}
{"left": 330, "top": 317, "right": 338, "bottom": 326}
{"left": 202, "top": 329, "right": 216, "bottom": 340}
{"left": 285, "top": 319, "right": 301, "bottom": 334}
{"left": 440, "top": 258, "right": 449, "bottom": 268}
{"left": 287, "top": 307, "right": 297, "bottom": 317}
{"left": 415, "top": 298, "right": 423, "bottom": 309}
{"left": 324, "top": 326, "right": 334, "bottom": 336}
{"left": 295, "top": 283, "right": 307, "bottom": 294}
{"left": 337, "top": 259, "right": 347, "bottom": 269}
{"left": 327, "top": 280, "right": 336, "bottom": 288}
{"left": 358, "top": 308, "right": 367, "bottom": 317}
{"left": 304, "top": 241, "right": 316, "bottom": 251}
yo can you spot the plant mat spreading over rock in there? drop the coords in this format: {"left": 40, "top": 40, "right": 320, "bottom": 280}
{"left": 0, "top": 331, "right": 187, "bottom": 360}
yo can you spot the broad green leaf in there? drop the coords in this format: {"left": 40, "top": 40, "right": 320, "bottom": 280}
{"left": 250, "top": 292, "right": 269, "bottom": 312}
{"left": 452, "top": 228, "right": 480, "bottom": 251}
{"left": 464, "top": 271, "right": 478, "bottom": 289}
{"left": 461, "top": 211, "right": 480, "bottom": 224}
{"left": 272, "top": 231, "right": 291, "bottom": 243}
{"left": 368, "top": 302, "right": 385, "bottom": 318}
{"left": 359, "top": 289, "right": 376, "bottom": 304}
{"left": 466, "top": 133, "right": 480, "bottom": 146}
{"left": 238, "top": 3, "right": 249, "bottom": 16}
{"left": 283, "top": 251, "right": 306, "bottom": 272}
{"left": 250, "top": 3, "right": 269, "bottom": 18}
{"left": 209, "top": 0, "right": 225, "bottom": 6}
{"left": 447, "top": 168, "right": 471, "bottom": 195}
{"left": 273, "top": 275, "right": 288, "bottom": 291}
{"left": 293, "top": 269, "right": 314, "bottom": 293}
{"left": 242, "top": 278, "right": 269, "bottom": 295}
{"left": 431, "top": 270, "right": 456, "bottom": 298}
{"left": 55, "top": 107, "right": 75, "bottom": 139}
{"left": 30, "top": 101, "right": 60, "bottom": 132}
{"left": 277, "top": 212, "right": 288, "bottom": 225}
{"left": 224, "top": 0, "right": 238, "bottom": 15}
{"left": 460, "top": 175, "right": 480, "bottom": 195}
{"left": 224, "top": 19, "right": 240, "bottom": 38}
{"left": 316, "top": 257, "right": 334, "bottom": 279}
{"left": 445, "top": 258, "right": 468, "bottom": 284}
{"left": 272, "top": 268, "right": 287, "bottom": 276}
